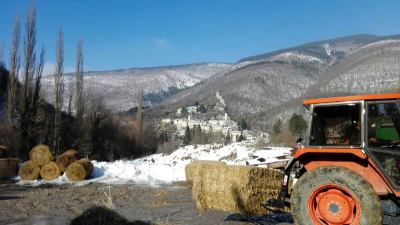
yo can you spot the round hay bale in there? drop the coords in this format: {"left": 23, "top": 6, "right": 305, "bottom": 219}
{"left": 29, "top": 145, "right": 53, "bottom": 166}
{"left": 56, "top": 149, "right": 80, "bottom": 172}
{"left": 18, "top": 160, "right": 40, "bottom": 180}
{"left": 66, "top": 158, "right": 93, "bottom": 181}
{"left": 40, "top": 161, "right": 61, "bottom": 180}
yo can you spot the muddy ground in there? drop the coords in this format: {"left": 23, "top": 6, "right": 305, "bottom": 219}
{"left": 0, "top": 180, "right": 293, "bottom": 225}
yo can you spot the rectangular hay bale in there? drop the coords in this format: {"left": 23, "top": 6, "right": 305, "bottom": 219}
{"left": 192, "top": 162, "right": 289, "bottom": 215}
{"left": 185, "top": 160, "right": 226, "bottom": 184}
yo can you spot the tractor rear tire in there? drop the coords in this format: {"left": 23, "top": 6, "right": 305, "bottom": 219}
{"left": 291, "top": 166, "right": 383, "bottom": 225}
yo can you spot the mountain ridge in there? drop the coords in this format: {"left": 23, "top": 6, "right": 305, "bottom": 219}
{"left": 158, "top": 33, "right": 400, "bottom": 130}
{"left": 40, "top": 33, "right": 400, "bottom": 131}
{"left": 41, "top": 62, "right": 232, "bottom": 112}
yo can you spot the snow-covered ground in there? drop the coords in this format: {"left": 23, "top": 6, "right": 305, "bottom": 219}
{"left": 17, "top": 142, "right": 292, "bottom": 187}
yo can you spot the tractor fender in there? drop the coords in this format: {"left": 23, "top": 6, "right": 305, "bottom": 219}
{"left": 293, "top": 147, "right": 393, "bottom": 196}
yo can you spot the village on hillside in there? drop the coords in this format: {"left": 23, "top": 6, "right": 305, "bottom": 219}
{"left": 159, "top": 91, "right": 269, "bottom": 148}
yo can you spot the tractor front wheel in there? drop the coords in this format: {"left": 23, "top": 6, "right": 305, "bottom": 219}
{"left": 291, "top": 166, "right": 382, "bottom": 225}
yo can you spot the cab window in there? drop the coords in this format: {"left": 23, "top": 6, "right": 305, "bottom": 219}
{"left": 367, "top": 102, "right": 400, "bottom": 147}
{"left": 310, "top": 103, "right": 361, "bottom": 146}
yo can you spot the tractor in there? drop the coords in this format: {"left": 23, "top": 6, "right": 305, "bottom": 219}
{"left": 267, "top": 93, "right": 400, "bottom": 225}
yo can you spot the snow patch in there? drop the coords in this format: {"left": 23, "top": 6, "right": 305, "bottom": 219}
{"left": 359, "top": 39, "right": 400, "bottom": 50}
{"left": 322, "top": 43, "right": 332, "bottom": 57}
{"left": 16, "top": 143, "right": 292, "bottom": 187}
{"left": 270, "top": 52, "right": 324, "bottom": 64}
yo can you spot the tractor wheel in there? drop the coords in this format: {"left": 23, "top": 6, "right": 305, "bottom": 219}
{"left": 291, "top": 166, "right": 382, "bottom": 225}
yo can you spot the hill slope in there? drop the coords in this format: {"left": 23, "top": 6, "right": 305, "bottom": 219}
{"left": 41, "top": 63, "right": 231, "bottom": 112}
{"left": 160, "top": 34, "right": 400, "bottom": 130}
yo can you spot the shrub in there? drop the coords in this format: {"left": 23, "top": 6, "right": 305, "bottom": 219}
{"left": 70, "top": 206, "right": 152, "bottom": 225}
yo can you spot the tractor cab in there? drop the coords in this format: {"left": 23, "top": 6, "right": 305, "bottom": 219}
{"left": 305, "top": 95, "right": 400, "bottom": 191}
{"left": 307, "top": 97, "right": 400, "bottom": 189}
{"left": 268, "top": 93, "right": 400, "bottom": 225}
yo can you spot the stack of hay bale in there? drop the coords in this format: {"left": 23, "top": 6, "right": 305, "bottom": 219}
{"left": 19, "top": 145, "right": 93, "bottom": 181}
{"left": 186, "top": 160, "right": 290, "bottom": 215}
{"left": 0, "top": 146, "right": 19, "bottom": 179}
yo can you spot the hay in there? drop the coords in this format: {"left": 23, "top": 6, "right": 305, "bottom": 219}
{"left": 185, "top": 160, "right": 226, "bottom": 184}
{"left": 40, "top": 161, "right": 61, "bottom": 180}
{"left": 192, "top": 162, "right": 288, "bottom": 215}
{"left": 19, "top": 160, "right": 40, "bottom": 180}
{"left": 0, "top": 158, "right": 19, "bottom": 178}
{"left": 56, "top": 149, "right": 81, "bottom": 172}
{"left": 29, "top": 145, "right": 53, "bottom": 166}
{"left": 66, "top": 158, "right": 93, "bottom": 181}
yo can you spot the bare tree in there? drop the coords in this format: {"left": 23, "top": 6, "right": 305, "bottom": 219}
{"left": 136, "top": 90, "right": 143, "bottom": 142}
{"left": 54, "top": 29, "right": 64, "bottom": 156}
{"left": 31, "top": 46, "right": 44, "bottom": 110}
{"left": 75, "top": 39, "right": 84, "bottom": 125}
{"left": 19, "top": 5, "right": 37, "bottom": 153}
{"left": 29, "top": 46, "right": 45, "bottom": 147}
{"left": 67, "top": 81, "right": 74, "bottom": 115}
{"left": 6, "top": 13, "right": 21, "bottom": 126}
{"left": 22, "top": 6, "right": 36, "bottom": 106}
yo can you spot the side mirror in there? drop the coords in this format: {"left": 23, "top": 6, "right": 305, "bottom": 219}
{"left": 296, "top": 136, "right": 303, "bottom": 144}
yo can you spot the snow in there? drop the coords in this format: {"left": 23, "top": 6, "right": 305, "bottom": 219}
{"left": 16, "top": 142, "right": 292, "bottom": 187}
{"left": 322, "top": 43, "right": 332, "bottom": 57}
{"left": 40, "top": 63, "right": 232, "bottom": 112}
{"left": 270, "top": 52, "right": 324, "bottom": 64}
{"left": 359, "top": 39, "right": 400, "bottom": 50}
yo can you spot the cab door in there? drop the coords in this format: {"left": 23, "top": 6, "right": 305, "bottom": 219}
{"left": 366, "top": 100, "right": 400, "bottom": 190}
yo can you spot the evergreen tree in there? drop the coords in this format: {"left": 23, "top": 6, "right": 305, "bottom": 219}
{"left": 272, "top": 119, "right": 282, "bottom": 136}
{"left": 239, "top": 118, "right": 249, "bottom": 130}
{"left": 183, "top": 124, "right": 191, "bottom": 145}
{"left": 191, "top": 125, "right": 196, "bottom": 140}
{"left": 237, "top": 131, "right": 245, "bottom": 142}
{"left": 289, "top": 113, "right": 307, "bottom": 136}
{"left": 181, "top": 107, "right": 188, "bottom": 117}
{"left": 198, "top": 104, "right": 206, "bottom": 113}
{"left": 224, "top": 131, "right": 231, "bottom": 145}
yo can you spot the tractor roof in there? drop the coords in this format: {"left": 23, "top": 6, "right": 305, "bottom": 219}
{"left": 303, "top": 93, "right": 400, "bottom": 105}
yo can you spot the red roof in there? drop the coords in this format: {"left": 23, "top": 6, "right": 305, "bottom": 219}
{"left": 304, "top": 93, "right": 400, "bottom": 105}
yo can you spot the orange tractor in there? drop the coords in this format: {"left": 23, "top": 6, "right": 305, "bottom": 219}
{"left": 267, "top": 93, "right": 400, "bottom": 225}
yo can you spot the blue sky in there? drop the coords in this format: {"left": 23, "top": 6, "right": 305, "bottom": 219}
{"left": 1, "top": 0, "right": 400, "bottom": 72}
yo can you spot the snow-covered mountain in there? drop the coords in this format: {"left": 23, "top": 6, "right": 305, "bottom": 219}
{"left": 160, "top": 34, "right": 400, "bottom": 130}
{"left": 41, "top": 63, "right": 231, "bottom": 112}
{"left": 39, "top": 34, "right": 400, "bottom": 130}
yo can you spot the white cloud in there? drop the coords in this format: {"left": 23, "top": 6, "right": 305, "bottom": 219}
{"left": 153, "top": 38, "right": 171, "bottom": 49}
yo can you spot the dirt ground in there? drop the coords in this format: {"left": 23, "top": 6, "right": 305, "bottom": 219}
{"left": 0, "top": 180, "right": 293, "bottom": 225}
